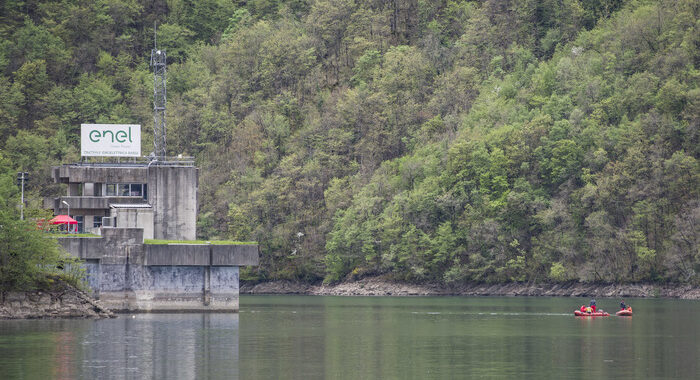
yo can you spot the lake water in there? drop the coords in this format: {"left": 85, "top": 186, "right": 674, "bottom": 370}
{"left": 1, "top": 296, "right": 698, "bottom": 379}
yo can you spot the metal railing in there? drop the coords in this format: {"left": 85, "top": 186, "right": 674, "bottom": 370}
{"left": 72, "top": 156, "right": 195, "bottom": 167}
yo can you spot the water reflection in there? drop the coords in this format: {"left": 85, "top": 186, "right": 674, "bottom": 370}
{"left": 52, "top": 331, "right": 78, "bottom": 380}
{"left": 0, "top": 314, "right": 239, "bottom": 380}
{"left": 238, "top": 296, "right": 700, "bottom": 379}
{"left": 1, "top": 297, "right": 700, "bottom": 379}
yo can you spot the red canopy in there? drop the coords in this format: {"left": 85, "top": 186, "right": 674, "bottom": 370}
{"left": 50, "top": 215, "right": 78, "bottom": 225}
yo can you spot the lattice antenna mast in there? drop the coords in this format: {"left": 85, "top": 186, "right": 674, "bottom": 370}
{"left": 150, "top": 23, "right": 167, "bottom": 160}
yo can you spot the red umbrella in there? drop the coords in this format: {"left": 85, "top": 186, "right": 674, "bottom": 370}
{"left": 49, "top": 215, "right": 78, "bottom": 225}
{"left": 49, "top": 215, "right": 78, "bottom": 233}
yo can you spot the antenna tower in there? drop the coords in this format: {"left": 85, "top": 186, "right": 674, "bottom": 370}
{"left": 150, "top": 23, "right": 167, "bottom": 159}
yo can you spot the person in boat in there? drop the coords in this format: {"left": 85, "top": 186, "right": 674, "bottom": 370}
{"left": 619, "top": 300, "right": 632, "bottom": 312}
{"left": 590, "top": 299, "right": 597, "bottom": 313}
{"left": 585, "top": 306, "right": 593, "bottom": 313}
{"left": 580, "top": 305, "right": 586, "bottom": 313}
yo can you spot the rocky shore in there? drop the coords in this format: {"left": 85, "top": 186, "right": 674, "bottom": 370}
{"left": 0, "top": 281, "right": 114, "bottom": 319}
{"left": 241, "top": 276, "right": 700, "bottom": 299}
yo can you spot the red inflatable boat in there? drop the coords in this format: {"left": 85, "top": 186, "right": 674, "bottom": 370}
{"left": 616, "top": 309, "right": 633, "bottom": 316}
{"left": 574, "top": 310, "right": 610, "bottom": 317}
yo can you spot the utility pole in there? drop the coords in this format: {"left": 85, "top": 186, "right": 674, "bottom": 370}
{"left": 16, "top": 172, "right": 28, "bottom": 220}
{"left": 151, "top": 22, "right": 167, "bottom": 160}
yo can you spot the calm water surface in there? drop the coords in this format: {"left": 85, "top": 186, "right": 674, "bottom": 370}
{"left": 0, "top": 296, "right": 698, "bottom": 379}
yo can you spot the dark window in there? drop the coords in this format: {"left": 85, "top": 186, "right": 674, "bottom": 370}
{"left": 93, "top": 216, "right": 102, "bottom": 228}
{"left": 75, "top": 215, "right": 84, "bottom": 233}
{"left": 106, "top": 183, "right": 147, "bottom": 199}
{"left": 130, "top": 184, "right": 142, "bottom": 196}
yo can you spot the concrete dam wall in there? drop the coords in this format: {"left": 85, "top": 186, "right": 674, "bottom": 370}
{"left": 58, "top": 228, "right": 258, "bottom": 312}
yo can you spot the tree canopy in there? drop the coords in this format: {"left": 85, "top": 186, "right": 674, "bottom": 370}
{"left": 0, "top": 154, "right": 81, "bottom": 290}
{"left": 1, "top": 0, "right": 698, "bottom": 285}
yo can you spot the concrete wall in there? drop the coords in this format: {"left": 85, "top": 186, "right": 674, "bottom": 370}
{"left": 55, "top": 165, "right": 148, "bottom": 184}
{"left": 83, "top": 216, "right": 103, "bottom": 235}
{"left": 146, "top": 244, "right": 210, "bottom": 266}
{"left": 86, "top": 265, "right": 240, "bottom": 312}
{"left": 58, "top": 236, "right": 105, "bottom": 260}
{"left": 44, "top": 196, "right": 148, "bottom": 215}
{"left": 58, "top": 234, "right": 259, "bottom": 266}
{"left": 56, "top": 230, "right": 256, "bottom": 312}
{"left": 111, "top": 208, "right": 154, "bottom": 239}
{"left": 212, "top": 245, "right": 259, "bottom": 266}
{"left": 145, "top": 244, "right": 259, "bottom": 266}
{"left": 148, "top": 166, "right": 198, "bottom": 240}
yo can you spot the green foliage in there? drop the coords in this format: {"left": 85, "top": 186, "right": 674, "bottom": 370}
{"left": 168, "top": 0, "right": 237, "bottom": 42}
{"left": 1, "top": 0, "right": 698, "bottom": 286}
{"left": 0, "top": 157, "right": 83, "bottom": 290}
{"left": 549, "top": 262, "right": 569, "bottom": 282}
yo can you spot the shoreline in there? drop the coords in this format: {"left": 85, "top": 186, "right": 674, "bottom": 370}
{"left": 241, "top": 277, "right": 700, "bottom": 299}
{"left": 0, "top": 281, "right": 114, "bottom": 320}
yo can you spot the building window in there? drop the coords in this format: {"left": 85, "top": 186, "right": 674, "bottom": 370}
{"left": 75, "top": 215, "right": 84, "bottom": 233}
{"left": 93, "top": 217, "right": 102, "bottom": 229}
{"left": 105, "top": 183, "right": 148, "bottom": 199}
{"left": 130, "top": 184, "right": 142, "bottom": 197}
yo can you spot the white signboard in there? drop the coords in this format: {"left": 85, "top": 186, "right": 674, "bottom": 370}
{"left": 81, "top": 124, "right": 141, "bottom": 157}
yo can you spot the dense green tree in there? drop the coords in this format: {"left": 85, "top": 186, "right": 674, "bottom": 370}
{"left": 0, "top": 154, "right": 80, "bottom": 290}
{"left": 0, "top": 0, "right": 698, "bottom": 286}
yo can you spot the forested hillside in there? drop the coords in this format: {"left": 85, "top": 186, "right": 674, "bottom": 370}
{"left": 1, "top": 0, "right": 698, "bottom": 285}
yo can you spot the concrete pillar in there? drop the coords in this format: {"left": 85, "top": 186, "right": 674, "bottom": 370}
{"left": 204, "top": 266, "right": 211, "bottom": 306}
{"left": 148, "top": 166, "right": 198, "bottom": 240}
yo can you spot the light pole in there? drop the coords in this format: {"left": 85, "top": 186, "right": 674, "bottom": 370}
{"left": 62, "top": 200, "right": 71, "bottom": 233}
{"left": 62, "top": 200, "right": 70, "bottom": 217}
{"left": 16, "top": 172, "right": 28, "bottom": 220}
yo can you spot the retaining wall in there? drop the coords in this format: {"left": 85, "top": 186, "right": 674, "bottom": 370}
{"left": 57, "top": 228, "right": 258, "bottom": 312}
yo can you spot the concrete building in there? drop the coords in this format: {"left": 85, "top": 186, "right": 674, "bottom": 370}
{"left": 45, "top": 161, "right": 198, "bottom": 240}
{"left": 45, "top": 160, "right": 258, "bottom": 312}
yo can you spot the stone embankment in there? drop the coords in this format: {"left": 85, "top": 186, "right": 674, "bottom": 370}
{"left": 0, "top": 281, "right": 114, "bottom": 319}
{"left": 241, "top": 277, "right": 700, "bottom": 299}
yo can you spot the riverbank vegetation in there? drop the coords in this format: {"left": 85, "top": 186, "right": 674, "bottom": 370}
{"left": 0, "top": 158, "right": 85, "bottom": 290}
{"left": 0, "top": 0, "right": 697, "bottom": 286}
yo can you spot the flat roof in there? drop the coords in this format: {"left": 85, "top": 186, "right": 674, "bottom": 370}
{"left": 64, "top": 156, "right": 196, "bottom": 168}
{"left": 66, "top": 161, "right": 194, "bottom": 168}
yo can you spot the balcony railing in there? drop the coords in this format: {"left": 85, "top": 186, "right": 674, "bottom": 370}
{"left": 44, "top": 196, "right": 149, "bottom": 211}
{"left": 70, "top": 156, "right": 195, "bottom": 167}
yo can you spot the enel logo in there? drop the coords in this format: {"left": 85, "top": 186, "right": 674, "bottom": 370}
{"left": 89, "top": 127, "right": 134, "bottom": 143}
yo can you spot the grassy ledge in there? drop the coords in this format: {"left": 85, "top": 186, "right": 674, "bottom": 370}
{"left": 46, "top": 233, "right": 101, "bottom": 238}
{"left": 144, "top": 239, "right": 257, "bottom": 245}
